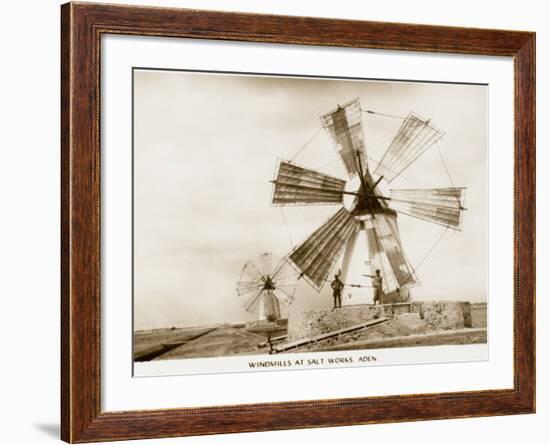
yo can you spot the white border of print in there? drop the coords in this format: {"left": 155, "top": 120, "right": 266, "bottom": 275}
{"left": 101, "top": 34, "right": 513, "bottom": 411}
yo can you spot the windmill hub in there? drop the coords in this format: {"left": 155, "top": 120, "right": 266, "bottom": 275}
{"left": 342, "top": 176, "right": 361, "bottom": 211}
{"left": 351, "top": 186, "right": 397, "bottom": 218}
{"left": 262, "top": 275, "right": 276, "bottom": 290}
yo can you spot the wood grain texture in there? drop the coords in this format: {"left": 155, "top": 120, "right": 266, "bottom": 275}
{"left": 60, "top": 2, "right": 536, "bottom": 442}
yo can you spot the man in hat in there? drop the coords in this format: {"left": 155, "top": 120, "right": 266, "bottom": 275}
{"left": 364, "top": 269, "right": 383, "bottom": 305}
{"left": 330, "top": 273, "right": 344, "bottom": 309}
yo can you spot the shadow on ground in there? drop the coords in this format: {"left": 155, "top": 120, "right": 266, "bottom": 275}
{"left": 33, "top": 422, "right": 59, "bottom": 439}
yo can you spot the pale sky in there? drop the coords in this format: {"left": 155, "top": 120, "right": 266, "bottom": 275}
{"left": 133, "top": 69, "right": 487, "bottom": 330}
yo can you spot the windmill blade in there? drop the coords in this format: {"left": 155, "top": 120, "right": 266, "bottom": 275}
{"left": 289, "top": 207, "right": 358, "bottom": 291}
{"left": 271, "top": 257, "right": 300, "bottom": 288}
{"left": 273, "top": 288, "right": 294, "bottom": 306}
{"left": 272, "top": 257, "right": 299, "bottom": 303}
{"left": 272, "top": 266, "right": 299, "bottom": 287}
{"left": 258, "top": 252, "right": 273, "bottom": 276}
{"left": 374, "top": 112, "right": 444, "bottom": 182}
{"left": 274, "top": 283, "right": 298, "bottom": 298}
{"left": 272, "top": 160, "right": 347, "bottom": 206}
{"left": 244, "top": 289, "right": 265, "bottom": 313}
{"left": 363, "top": 214, "right": 418, "bottom": 294}
{"left": 389, "top": 187, "right": 466, "bottom": 230}
{"left": 236, "top": 280, "right": 262, "bottom": 297}
{"left": 239, "top": 259, "right": 263, "bottom": 283}
{"left": 320, "top": 97, "right": 367, "bottom": 178}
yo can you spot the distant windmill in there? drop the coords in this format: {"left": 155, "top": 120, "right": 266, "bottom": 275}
{"left": 236, "top": 253, "right": 299, "bottom": 321}
{"left": 271, "top": 98, "right": 466, "bottom": 304}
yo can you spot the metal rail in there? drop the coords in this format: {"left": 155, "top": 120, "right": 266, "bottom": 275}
{"left": 272, "top": 317, "right": 389, "bottom": 353}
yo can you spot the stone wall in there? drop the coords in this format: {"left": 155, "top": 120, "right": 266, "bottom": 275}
{"left": 286, "top": 305, "right": 385, "bottom": 342}
{"left": 470, "top": 303, "right": 487, "bottom": 328}
{"left": 420, "top": 301, "right": 466, "bottom": 330}
{"left": 287, "top": 301, "right": 484, "bottom": 342}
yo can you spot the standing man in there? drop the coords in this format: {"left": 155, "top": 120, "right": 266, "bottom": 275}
{"left": 330, "top": 273, "right": 344, "bottom": 309}
{"left": 363, "top": 269, "right": 383, "bottom": 305}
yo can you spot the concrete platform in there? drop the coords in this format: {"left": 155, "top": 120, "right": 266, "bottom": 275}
{"left": 287, "top": 305, "right": 386, "bottom": 342}
{"left": 295, "top": 328, "right": 487, "bottom": 352}
{"left": 287, "top": 301, "right": 487, "bottom": 343}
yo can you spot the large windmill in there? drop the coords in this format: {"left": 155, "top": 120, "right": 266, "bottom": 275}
{"left": 271, "top": 98, "right": 466, "bottom": 304}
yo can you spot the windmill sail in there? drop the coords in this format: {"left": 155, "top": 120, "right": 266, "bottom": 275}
{"left": 272, "top": 161, "right": 347, "bottom": 206}
{"left": 289, "top": 207, "right": 358, "bottom": 291}
{"left": 320, "top": 97, "right": 366, "bottom": 178}
{"left": 374, "top": 112, "right": 444, "bottom": 182}
{"left": 390, "top": 187, "right": 466, "bottom": 230}
{"left": 237, "top": 260, "right": 263, "bottom": 289}
{"left": 243, "top": 289, "right": 265, "bottom": 313}
{"left": 363, "top": 214, "right": 418, "bottom": 294}
{"left": 270, "top": 257, "right": 300, "bottom": 302}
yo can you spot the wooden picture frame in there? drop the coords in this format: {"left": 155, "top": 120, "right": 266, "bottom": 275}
{"left": 61, "top": 2, "right": 535, "bottom": 442}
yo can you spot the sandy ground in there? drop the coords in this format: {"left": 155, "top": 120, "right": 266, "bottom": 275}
{"left": 134, "top": 313, "right": 486, "bottom": 361}
{"left": 134, "top": 325, "right": 272, "bottom": 360}
{"left": 134, "top": 326, "right": 216, "bottom": 359}
{"left": 157, "top": 325, "right": 270, "bottom": 359}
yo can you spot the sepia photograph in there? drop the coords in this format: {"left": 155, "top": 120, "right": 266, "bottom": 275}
{"left": 132, "top": 69, "right": 488, "bottom": 375}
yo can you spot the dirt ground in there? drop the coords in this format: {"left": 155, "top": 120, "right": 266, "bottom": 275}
{"left": 134, "top": 326, "right": 216, "bottom": 359}
{"left": 134, "top": 325, "right": 270, "bottom": 360}
{"left": 134, "top": 311, "right": 486, "bottom": 361}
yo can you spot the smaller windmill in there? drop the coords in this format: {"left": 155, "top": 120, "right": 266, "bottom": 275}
{"left": 236, "top": 253, "right": 299, "bottom": 322}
